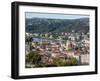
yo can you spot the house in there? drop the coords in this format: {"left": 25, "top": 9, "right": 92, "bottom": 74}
{"left": 25, "top": 44, "right": 30, "bottom": 55}
{"left": 66, "top": 50, "right": 75, "bottom": 58}
{"left": 79, "top": 54, "right": 89, "bottom": 65}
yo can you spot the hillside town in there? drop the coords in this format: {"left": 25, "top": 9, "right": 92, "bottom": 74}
{"left": 25, "top": 31, "right": 89, "bottom": 68}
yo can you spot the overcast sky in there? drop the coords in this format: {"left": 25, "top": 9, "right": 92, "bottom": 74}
{"left": 25, "top": 12, "right": 89, "bottom": 19}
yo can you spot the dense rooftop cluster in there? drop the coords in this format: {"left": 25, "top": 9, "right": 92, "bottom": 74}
{"left": 25, "top": 31, "right": 89, "bottom": 68}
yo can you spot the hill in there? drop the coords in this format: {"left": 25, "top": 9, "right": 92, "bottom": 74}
{"left": 25, "top": 18, "right": 89, "bottom": 33}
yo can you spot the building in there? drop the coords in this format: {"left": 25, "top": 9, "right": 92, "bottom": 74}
{"left": 79, "top": 54, "right": 89, "bottom": 65}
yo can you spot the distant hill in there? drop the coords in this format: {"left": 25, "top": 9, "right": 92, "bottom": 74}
{"left": 25, "top": 18, "right": 89, "bottom": 33}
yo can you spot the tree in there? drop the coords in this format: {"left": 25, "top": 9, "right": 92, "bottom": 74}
{"left": 25, "top": 36, "right": 33, "bottom": 44}
{"left": 67, "top": 57, "right": 78, "bottom": 65}
{"left": 26, "top": 51, "right": 41, "bottom": 66}
{"left": 52, "top": 57, "right": 67, "bottom": 66}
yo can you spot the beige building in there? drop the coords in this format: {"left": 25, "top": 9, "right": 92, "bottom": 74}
{"left": 79, "top": 54, "right": 89, "bottom": 65}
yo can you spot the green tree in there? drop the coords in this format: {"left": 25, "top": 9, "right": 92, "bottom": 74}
{"left": 67, "top": 57, "right": 78, "bottom": 66}
{"left": 52, "top": 57, "right": 78, "bottom": 66}
{"left": 26, "top": 51, "right": 41, "bottom": 65}
{"left": 52, "top": 58, "right": 66, "bottom": 66}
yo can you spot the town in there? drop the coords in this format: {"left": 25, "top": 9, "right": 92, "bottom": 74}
{"left": 25, "top": 31, "right": 89, "bottom": 68}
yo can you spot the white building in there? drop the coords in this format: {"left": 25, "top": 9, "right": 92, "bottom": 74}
{"left": 79, "top": 54, "right": 89, "bottom": 65}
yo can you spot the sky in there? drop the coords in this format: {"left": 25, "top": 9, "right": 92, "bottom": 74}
{"left": 25, "top": 12, "right": 89, "bottom": 19}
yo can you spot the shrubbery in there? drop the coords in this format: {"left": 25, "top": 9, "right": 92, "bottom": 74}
{"left": 26, "top": 51, "right": 78, "bottom": 67}
{"left": 52, "top": 57, "right": 78, "bottom": 66}
{"left": 26, "top": 51, "right": 41, "bottom": 65}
